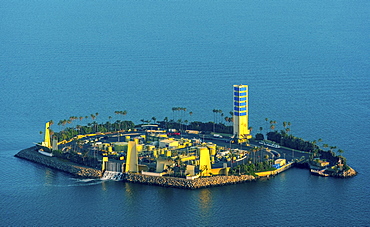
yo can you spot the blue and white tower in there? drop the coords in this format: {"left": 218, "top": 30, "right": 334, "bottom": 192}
{"left": 233, "top": 85, "right": 252, "bottom": 140}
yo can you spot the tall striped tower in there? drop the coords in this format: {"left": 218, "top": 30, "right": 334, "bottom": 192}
{"left": 233, "top": 85, "right": 252, "bottom": 140}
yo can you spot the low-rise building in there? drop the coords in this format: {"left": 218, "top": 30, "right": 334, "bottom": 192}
{"left": 159, "top": 139, "right": 179, "bottom": 149}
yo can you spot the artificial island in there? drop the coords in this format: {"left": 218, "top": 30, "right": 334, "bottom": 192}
{"left": 15, "top": 85, "right": 357, "bottom": 189}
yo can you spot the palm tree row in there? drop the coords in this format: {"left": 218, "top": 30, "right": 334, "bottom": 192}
{"left": 258, "top": 118, "right": 346, "bottom": 159}
{"left": 53, "top": 120, "right": 135, "bottom": 142}
{"left": 170, "top": 107, "right": 192, "bottom": 131}
{"left": 114, "top": 110, "right": 127, "bottom": 120}
{"left": 212, "top": 109, "right": 223, "bottom": 132}
{"left": 54, "top": 111, "right": 129, "bottom": 134}
{"left": 171, "top": 107, "right": 187, "bottom": 121}
{"left": 212, "top": 109, "right": 223, "bottom": 123}
{"left": 56, "top": 113, "right": 99, "bottom": 132}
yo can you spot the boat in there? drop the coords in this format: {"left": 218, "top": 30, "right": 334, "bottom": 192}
{"left": 38, "top": 149, "right": 53, "bottom": 157}
{"left": 310, "top": 168, "right": 329, "bottom": 177}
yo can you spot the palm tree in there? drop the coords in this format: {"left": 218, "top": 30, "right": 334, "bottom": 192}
{"left": 39, "top": 131, "right": 43, "bottom": 141}
{"left": 270, "top": 125, "right": 275, "bottom": 131}
{"left": 225, "top": 116, "right": 230, "bottom": 126}
{"left": 329, "top": 146, "right": 337, "bottom": 154}
{"left": 151, "top": 117, "right": 157, "bottom": 124}
{"left": 248, "top": 127, "right": 253, "bottom": 134}
{"left": 122, "top": 110, "right": 127, "bottom": 118}
{"left": 337, "top": 149, "right": 344, "bottom": 156}
{"left": 172, "top": 107, "right": 182, "bottom": 122}
{"left": 95, "top": 113, "right": 99, "bottom": 125}
{"left": 212, "top": 109, "right": 222, "bottom": 132}
{"left": 166, "top": 164, "right": 174, "bottom": 176}
{"left": 57, "top": 120, "right": 62, "bottom": 132}
{"left": 68, "top": 116, "right": 74, "bottom": 127}
{"left": 184, "top": 120, "right": 188, "bottom": 130}
{"left": 323, "top": 144, "right": 329, "bottom": 150}
{"left": 182, "top": 107, "right": 187, "bottom": 122}
{"left": 285, "top": 128, "right": 290, "bottom": 134}
{"left": 60, "top": 119, "right": 67, "bottom": 130}
{"left": 164, "top": 117, "right": 169, "bottom": 129}
{"left": 172, "top": 107, "right": 176, "bottom": 121}
{"left": 217, "top": 109, "right": 223, "bottom": 124}
{"left": 177, "top": 119, "right": 183, "bottom": 131}
{"left": 76, "top": 125, "right": 81, "bottom": 135}
{"left": 92, "top": 121, "right": 98, "bottom": 133}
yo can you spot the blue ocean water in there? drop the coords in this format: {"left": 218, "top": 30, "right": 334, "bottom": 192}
{"left": 1, "top": 0, "right": 369, "bottom": 226}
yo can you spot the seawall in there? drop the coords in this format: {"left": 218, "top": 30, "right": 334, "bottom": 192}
{"left": 15, "top": 146, "right": 102, "bottom": 178}
{"left": 123, "top": 173, "right": 257, "bottom": 189}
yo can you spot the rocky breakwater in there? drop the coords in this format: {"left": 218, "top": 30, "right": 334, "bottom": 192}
{"left": 124, "top": 173, "right": 257, "bottom": 189}
{"left": 15, "top": 146, "right": 102, "bottom": 178}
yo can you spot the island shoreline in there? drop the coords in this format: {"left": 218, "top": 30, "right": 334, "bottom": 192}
{"left": 15, "top": 146, "right": 356, "bottom": 190}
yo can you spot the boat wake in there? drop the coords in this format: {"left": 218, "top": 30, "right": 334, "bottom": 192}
{"left": 45, "top": 178, "right": 103, "bottom": 187}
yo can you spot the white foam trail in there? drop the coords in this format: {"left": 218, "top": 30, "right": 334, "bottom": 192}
{"left": 101, "top": 171, "right": 124, "bottom": 181}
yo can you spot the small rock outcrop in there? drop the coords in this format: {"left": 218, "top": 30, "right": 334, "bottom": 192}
{"left": 330, "top": 166, "right": 357, "bottom": 178}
